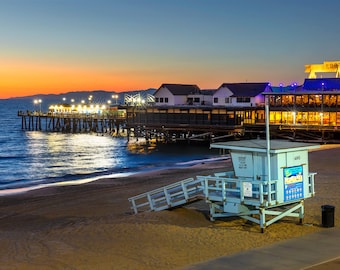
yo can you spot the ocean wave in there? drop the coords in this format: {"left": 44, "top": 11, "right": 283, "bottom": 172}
{"left": 0, "top": 171, "right": 137, "bottom": 196}
{"left": 0, "top": 155, "right": 26, "bottom": 159}
{"left": 0, "top": 165, "right": 154, "bottom": 191}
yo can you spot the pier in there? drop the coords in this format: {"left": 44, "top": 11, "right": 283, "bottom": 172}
{"left": 123, "top": 101, "right": 340, "bottom": 144}
{"left": 17, "top": 86, "right": 340, "bottom": 144}
{"left": 17, "top": 101, "right": 340, "bottom": 144}
{"left": 18, "top": 110, "right": 126, "bottom": 135}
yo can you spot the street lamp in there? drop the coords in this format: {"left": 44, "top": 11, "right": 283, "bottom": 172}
{"left": 112, "top": 94, "right": 118, "bottom": 104}
{"left": 34, "top": 99, "right": 42, "bottom": 112}
{"left": 279, "top": 83, "right": 283, "bottom": 92}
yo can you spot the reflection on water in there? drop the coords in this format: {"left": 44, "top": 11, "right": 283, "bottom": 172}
{"left": 0, "top": 99, "right": 222, "bottom": 192}
{"left": 26, "top": 132, "right": 127, "bottom": 178}
{"left": 126, "top": 138, "right": 158, "bottom": 154}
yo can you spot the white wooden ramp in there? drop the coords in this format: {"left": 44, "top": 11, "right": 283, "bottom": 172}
{"left": 128, "top": 177, "right": 205, "bottom": 214}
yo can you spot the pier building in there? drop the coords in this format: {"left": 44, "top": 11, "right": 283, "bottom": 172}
{"left": 125, "top": 78, "right": 340, "bottom": 143}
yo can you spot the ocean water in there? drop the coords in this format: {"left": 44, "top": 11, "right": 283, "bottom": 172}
{"left": 0, "top": 98, "right": 224, "bottom": 194}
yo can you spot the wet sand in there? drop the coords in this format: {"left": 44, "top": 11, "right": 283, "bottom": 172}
{"left": 0, "top": 145, "right": 339, "bottom": 269}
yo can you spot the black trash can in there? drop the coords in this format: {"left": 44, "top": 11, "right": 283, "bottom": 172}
{"left": 321, "top": 205, "right": 335, "bottom": 228}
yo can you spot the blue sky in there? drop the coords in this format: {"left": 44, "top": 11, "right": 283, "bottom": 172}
{"left": 1, "top": 0, "right": 339, "bottom": 98}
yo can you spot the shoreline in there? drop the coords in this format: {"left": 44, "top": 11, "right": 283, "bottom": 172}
{"left": 0, "top": 145, "right": 338, "bottom": 269}
{"left": 0, "top": 155, "right": 230, "bottom": 197}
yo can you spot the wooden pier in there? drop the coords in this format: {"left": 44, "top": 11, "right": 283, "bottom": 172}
{"left": 18, "top": 111, "right": 126, "bottom": 135}
{"left": 17, "top": 95, "right": 340, "bottom": 143}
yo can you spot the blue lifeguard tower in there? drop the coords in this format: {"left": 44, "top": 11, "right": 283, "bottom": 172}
{"left": 206, "top": 139, "right": 319, "bottom": 231}
{"left": 128, "top": 139, "right": 319, "bottom": 232}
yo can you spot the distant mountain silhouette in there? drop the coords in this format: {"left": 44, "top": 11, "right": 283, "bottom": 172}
{"left": 9, "top": 89, "right": 157, "bottom": 105}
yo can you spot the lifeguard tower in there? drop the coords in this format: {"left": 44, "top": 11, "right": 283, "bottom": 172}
{"left": 207, "top": 139, "right": 319, "bottom": 231}
{"left": 128, "top": 139, "right": 318, "bottom": 232}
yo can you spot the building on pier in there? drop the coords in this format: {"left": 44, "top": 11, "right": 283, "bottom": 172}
{"left": 153, "top": 82, "right": 271, "bottom": 108}
{"left": 125, "top": 78, "right": 340, "bottom": 143}
{"left": 212, "top": 82, "right": 271, "bottom": 107}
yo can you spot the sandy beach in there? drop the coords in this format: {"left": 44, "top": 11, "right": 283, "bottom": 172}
{"left": 0, "top": 144, "right": 339, "bottom": 269}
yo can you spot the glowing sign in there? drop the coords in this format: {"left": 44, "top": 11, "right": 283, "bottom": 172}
{"left": 305, "top": 61, "right": 340, "bottom": 78}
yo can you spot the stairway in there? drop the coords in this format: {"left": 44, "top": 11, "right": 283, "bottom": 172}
{"left": 128, "top": 176, "right": 206, "bottom": 214}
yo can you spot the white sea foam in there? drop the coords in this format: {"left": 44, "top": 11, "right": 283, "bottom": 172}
{"left": 0, "top": 172, "right": 137, "bottom": 196}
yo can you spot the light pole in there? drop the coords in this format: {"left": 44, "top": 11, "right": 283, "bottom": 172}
{"left": 279, "top": 83, "right": 283, "bottom": 92}
{"left": 112, "top": 94, "right": 118, "bottom": 104}
{"left": 34, "top": 99, "right": 42, "bottom": 113}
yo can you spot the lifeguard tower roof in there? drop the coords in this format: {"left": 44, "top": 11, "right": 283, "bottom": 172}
{"left": 210, "top": 139, "right": 320, "bottom": 153}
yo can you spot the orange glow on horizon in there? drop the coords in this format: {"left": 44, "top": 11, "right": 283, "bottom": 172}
{"left": 0, "top": 58, "right": 160, "bottom": 99}
{"left": 0, "top": 57, "right": 306, "bottom": 99}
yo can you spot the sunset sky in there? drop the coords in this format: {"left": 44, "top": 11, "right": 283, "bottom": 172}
{"left": 1, "top": 0, "right": 339, "bottom": 99}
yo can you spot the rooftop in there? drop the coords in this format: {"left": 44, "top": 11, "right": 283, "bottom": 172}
{"left": 210, "top": 139, "right": 320, "bottom": 153}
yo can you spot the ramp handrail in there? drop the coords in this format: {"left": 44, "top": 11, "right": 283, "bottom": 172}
{"left": 128, "top": 177, "right": 205, "bottom": 214}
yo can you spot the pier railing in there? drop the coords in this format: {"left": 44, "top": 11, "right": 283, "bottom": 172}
{"left": 18, "top": 111, "right": 126, "bottom": 119}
